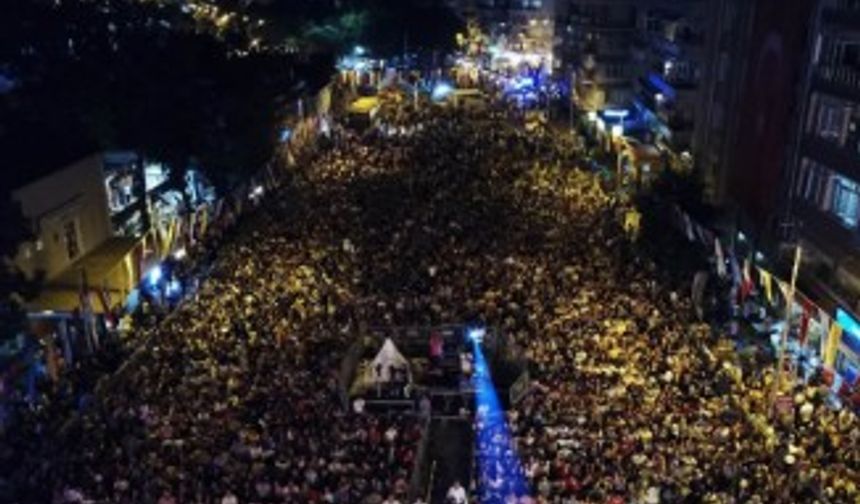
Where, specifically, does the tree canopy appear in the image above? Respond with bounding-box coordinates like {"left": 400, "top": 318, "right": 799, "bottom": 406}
{"left": 251, "top": 0, "right": 464, "bottom": 58}
{"left": 0, "top": 0, "right": 332, "bottom": 194}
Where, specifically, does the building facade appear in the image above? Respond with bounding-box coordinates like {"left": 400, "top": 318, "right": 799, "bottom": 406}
{"left": 632, "top": 1, "right": 708, "bottom": 155}
{"left": 556, "top": 0, "right": 639, "bottom": 110}
{"left": 787, "top": 0, "right": 860, "bottom": 308}
{"left": 11, "top": 152, "right": 205, "bottom": 316}
{"left": 13, "top": 154, "right": 116, "bottom": 283}
{"left": 694, "top": 0, "right": 757, "bottom": 206}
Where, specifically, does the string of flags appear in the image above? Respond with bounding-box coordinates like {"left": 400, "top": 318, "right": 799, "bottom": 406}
{"left": 670, "top": 205, "right": 848, "bottom": 371}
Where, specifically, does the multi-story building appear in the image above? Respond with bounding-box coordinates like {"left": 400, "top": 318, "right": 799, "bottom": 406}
{"left": 787, "top": 0, "right": 860, "bottom": 310}
{"left": 632, "top": 1, "right": 708, "bottom": 154}
{"left": 556, "top": 0, "right": 639, "bottom": 109}
{"left": 11, "top": 152, "right": 207, "bottom": 317}
{"left": 694, "top": 0, "right": 757, "bottom": 205}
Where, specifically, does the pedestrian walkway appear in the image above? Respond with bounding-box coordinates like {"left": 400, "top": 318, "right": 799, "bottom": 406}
{"left": 428, "top": 418, "right": 473, "bottom": 503}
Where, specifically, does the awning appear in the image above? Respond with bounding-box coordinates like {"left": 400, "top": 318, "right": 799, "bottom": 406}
{"left": 27, "top": 236, "right": 140, "bottom": 314}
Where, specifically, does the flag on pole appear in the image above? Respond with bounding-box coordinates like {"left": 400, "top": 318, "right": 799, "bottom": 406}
{"left": 198, "top": 205, "right": 210, "bottom": 239}
{"left": 188, "top": 209, "right": 198, "bottom": 246}
{"left": 758, "top": 268, "right": 773, "bottom": 304}
{"left": 798, "top": 297, "right": 815, "bottom": 347}
{"left": 729, "top": 252, "right": 742, "bottom": 287}
{"left": 740, "top": 258, "right": 754, "bottom": 301}
{"left": 714, "top": 238, "right": 727, "bottom": 278}
{"left": 683, "top": 213, "right": 695, "bottom": 242}
{"left": 819, "top": 312, "right": 832, "bottom": 361}
{"left": 824, "top": 322, "right": 843, "bottom": 368}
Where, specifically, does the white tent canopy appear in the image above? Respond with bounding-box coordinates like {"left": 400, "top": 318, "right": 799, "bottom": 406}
{"left": 368, "top": 338, "right": 411, "bottom": 384}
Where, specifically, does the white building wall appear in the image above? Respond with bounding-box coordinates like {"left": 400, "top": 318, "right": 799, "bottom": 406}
{"left": 12, "top": 154, "right": 112, "bottom": 281}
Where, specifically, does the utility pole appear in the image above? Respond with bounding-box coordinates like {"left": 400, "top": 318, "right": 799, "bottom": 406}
{"left": 771, "top": 243, "right": 802, "bottom": 419}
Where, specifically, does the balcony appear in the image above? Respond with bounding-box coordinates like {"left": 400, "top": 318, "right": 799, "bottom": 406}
{"left": 794, "top": 199, "right": 860, "bottom": 257}
{"left": 815, "top": 64, "right": 860, "bottom": 99}
{"left": 801, "top": 134, "right": 860, "bottom": 182}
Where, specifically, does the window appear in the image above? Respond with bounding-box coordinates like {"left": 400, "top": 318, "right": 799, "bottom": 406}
{"left": 816, "top": 99, "right": 850, "bottom": 143}
{"left": 831, "top": 175, "right": 860, "bottom": 228}
{"left": 797, "top": 158, "right": 831, "bottom": 207}
{"left": 63, "top": 220, "right": 80, "bottom": 260}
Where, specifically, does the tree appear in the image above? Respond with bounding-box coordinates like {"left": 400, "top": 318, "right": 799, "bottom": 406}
{"left": 254, "top": 0, "right": 464, "bottom": 59}
{"left": 1, "top": 0, "right": 329, "bottom": 198}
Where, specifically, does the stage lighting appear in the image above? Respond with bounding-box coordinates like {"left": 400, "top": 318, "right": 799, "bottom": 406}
{"left": 468, "top": 327, "right": 486, "bottom": 344}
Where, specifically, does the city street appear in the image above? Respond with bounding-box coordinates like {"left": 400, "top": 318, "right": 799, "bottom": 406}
{"left": 2, "top": 98, "right": 857, "bottom": 503}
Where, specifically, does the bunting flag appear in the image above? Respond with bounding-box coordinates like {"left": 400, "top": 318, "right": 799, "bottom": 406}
{"left": 187, "top": 209, "right": 198, "bottom": 246}
{"left": 683, "top": 213, "right": 695, "bottom": 242}
{"left": 162, "top": 216, "right": 177, "bottom": 258}
{"left": 740, "top": 258, "right": 754, "bottom": 302}
{"left": 729, "top": 252, "right": 742, "bottom": 287}
{"left": 174, "top": 214, "right": 185, "bottom": 246}
{"left": 758, "top": 268, "right": 773, "bottom": 304}
{"left": 819, "top": 312, "right": 832, "bottom": 361}
{"left": 798, "top": 297, "right": 815, "bottom": 347}
{"left": 198, "top": 205, "right": 210, "bottom": 239}
{"left": 824, "top": 322, "right": 843, "bottom": 369}
{"left": 714, "top": 238, "right": 727, "bottom": 278}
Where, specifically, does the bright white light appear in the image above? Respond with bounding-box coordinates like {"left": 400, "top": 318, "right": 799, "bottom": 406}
{"left": 587, "top": 111, "right": 597, "bottom": 122}
{"left": 354, "top": 45, "right": 366, "bottom": 56}
{"left": 250, "top": 185, "right": 264, "bottom": 198}
{"left": 432, "top": 82, "right": 454, "bottom": 101}
{"left": 596, "top": 118, "right": 606, "bottom": 132}
{"left": 148, "top": 266, "right": 163, "bottom": 286}
{"left": 655, "top": 92, "right": 664, "bottom": 103}
{"left": 611, "top": 124, "right": 624, "bottom": 137}
{"left": 664, "top": 60, "right": 674, "bottom": 73}
{"left": 468, "top": 328, "right": 486, "bottom": 344}
{"left": 173, "top": 247, "right": 187, "bottom": 260}
{"left": 738, "top": 232, "right": 746, "bottom": 242}
{"left": 604, "top": 109, "right": 629, "bottom": 119}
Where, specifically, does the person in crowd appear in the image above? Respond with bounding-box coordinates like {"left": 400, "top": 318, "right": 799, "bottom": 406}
{"left": 0, "top": 93, "right": 856, "bottom": 504}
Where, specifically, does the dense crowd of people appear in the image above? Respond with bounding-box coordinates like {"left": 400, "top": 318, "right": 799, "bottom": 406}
{"left": 1, "top": 96, "right": 858, "bottom": 504}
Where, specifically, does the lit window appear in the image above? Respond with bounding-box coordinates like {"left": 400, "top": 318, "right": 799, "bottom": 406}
{"left": 832, "top": 175, "right": 860, "bottom": 228}
{"left": 817, "top": 99, "right": 850, "bottom": 143}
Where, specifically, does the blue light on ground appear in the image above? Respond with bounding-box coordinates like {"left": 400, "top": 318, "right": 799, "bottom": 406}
{"left": 472, "top": 338, "right": 530, "bottom": 502}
